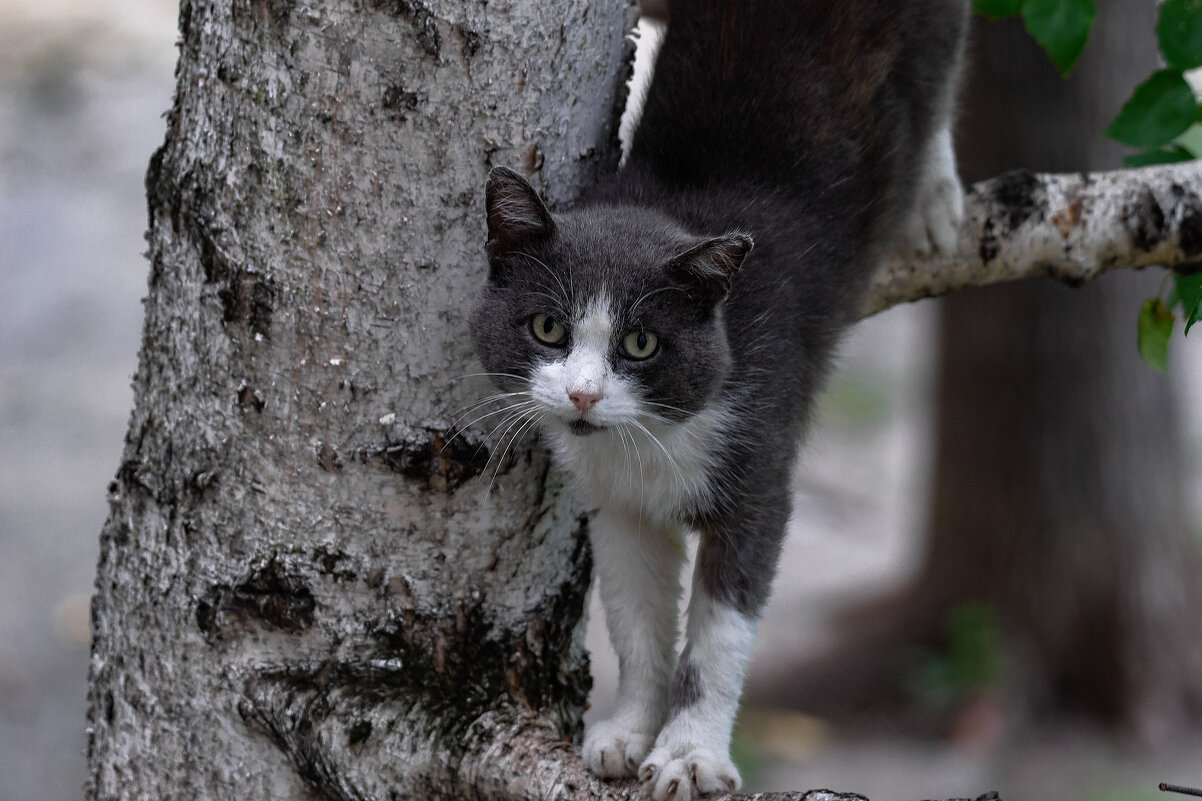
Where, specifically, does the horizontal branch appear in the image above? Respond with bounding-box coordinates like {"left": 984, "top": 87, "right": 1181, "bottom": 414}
{"left": 861, "top": 161, "right": 1202, "bottom": 318}
{"left": 462, "top": 720, "right": 1000, "bottom": 801}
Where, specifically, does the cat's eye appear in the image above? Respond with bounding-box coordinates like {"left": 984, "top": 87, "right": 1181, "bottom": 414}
{"left": 530, "top": 313, "right": 568, "bottom": 346}
{"left": 620, "top": 330, "right": 658, "bottom": 360}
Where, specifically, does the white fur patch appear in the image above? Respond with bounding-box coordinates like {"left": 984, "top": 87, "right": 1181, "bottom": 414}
{"left": 529, "top": 295, "right": 615, "bottom": 424}
{"left": 898, "top": 124, "right": 963, "bottom": 255}
{"left": 639, "top": 585, "right": 757, "bottom": 801}
{"left": 582, "top": 507, "right": 684, "bottom": 778}
{"left": 546, "top": 402, "right": 731, "bottom": 522}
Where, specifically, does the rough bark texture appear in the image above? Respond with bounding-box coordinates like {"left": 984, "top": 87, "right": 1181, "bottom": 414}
{"left": 87, "top": 0, "right": 632, "bottom": 798}
{"left": 862, "top": 161, "right": 1202, "bottom": 318}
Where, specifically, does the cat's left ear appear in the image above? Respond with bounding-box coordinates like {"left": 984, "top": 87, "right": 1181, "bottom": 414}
{"left": 485, "top": 166, "right": 556, "bottom": 262}
{"left": 667, "top": 232, "right": 753, "bottom": 304}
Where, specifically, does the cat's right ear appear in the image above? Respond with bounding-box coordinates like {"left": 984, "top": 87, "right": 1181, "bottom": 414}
{"left": 485, "top": 166, "right": 555, "bottom": 263}
{"left": 667, "top": 232, "right": 754, "bottom": 304}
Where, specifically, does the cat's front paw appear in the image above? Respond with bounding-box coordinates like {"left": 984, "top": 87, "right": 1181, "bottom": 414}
{"left": 638, "top": 745, "right": 740, "bottom": 801}
{"left": 583, "top": 719, "right": 656, "bottom": 779}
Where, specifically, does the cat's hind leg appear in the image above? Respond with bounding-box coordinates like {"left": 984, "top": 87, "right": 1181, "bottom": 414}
{"left": 583, "top": 507, "right": 684, "bottom": 778}
{"left": 898, "top": 124, "right": 963, "bottom": 255}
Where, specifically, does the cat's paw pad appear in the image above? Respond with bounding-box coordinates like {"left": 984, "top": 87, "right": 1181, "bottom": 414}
{"left": 901, "top": 173, "right": 963, "bottom": 255}
{"left": 582, "top": 720, "right": 655, "bottom": 779}
{"left": 638, "top": 746, "right": 740, "bottom": 801}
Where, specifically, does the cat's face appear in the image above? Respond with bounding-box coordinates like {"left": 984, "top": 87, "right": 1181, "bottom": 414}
{"left": 470, "top": 168, "right": 751, "bottom": 439}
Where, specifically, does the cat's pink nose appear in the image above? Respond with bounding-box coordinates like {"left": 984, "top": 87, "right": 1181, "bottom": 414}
{"left": 568, "top": 391, "right": 601, "bottom": 415}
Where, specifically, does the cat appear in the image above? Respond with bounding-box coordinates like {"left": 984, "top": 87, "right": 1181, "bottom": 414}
{"left": 470, "top": 1, "right": 967, "bottom": 799}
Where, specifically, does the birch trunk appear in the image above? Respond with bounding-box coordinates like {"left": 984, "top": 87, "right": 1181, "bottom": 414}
{"left": 87, "top": 0, "right": 633, "bottom": 798}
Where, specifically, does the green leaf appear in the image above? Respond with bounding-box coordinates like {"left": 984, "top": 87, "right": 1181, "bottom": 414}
{"left": 1138, "top": 297, "right": 1175, "bottom": 372}
{"left": 1173, "top": 272, "right": 1202, "bottom": 334}
{"left": 1158, "top": 0, "right": 1202, "bottom": 70}
{"left": 1021, "top": 0, "right": 1098, "bottom": 74}
{"left": 973, "top": 0, "right": 1023, "bottom": 20}
{"left": 1123, "top": 144, "right": 1197, "bottom": 167}
{"left": 1105, "top": 70, "right": 1199, "bottom": 148}
{"left": 1176, "top": 122, "right": 1202, "bottom": 156}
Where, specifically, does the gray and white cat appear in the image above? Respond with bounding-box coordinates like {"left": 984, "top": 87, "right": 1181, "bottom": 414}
{"left": 470, "top": 2, "right": 968, "bottom": 799}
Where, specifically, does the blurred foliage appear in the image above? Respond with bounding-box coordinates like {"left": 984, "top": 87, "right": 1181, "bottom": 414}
{"left": 1080, "top": 788, "right": 1166, "bottom": 801}
{"left": 729, "top": 719, "right": 765, "bottom": 789}
{"left": 911, "top": 602, "right": 1001, "bottom": 704}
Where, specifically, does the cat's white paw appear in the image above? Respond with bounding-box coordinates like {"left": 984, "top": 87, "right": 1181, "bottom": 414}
{"left": 901, "top": 171, "right": 963, "bottom": 254}
{"left": 898, "top": 126, "right": 963, "bottom": 255}
{"left": 638, "top": 745, "right": 740, "bottom": 801}
{"left": 583, "top": 719, "right": 656, "bottom": 779}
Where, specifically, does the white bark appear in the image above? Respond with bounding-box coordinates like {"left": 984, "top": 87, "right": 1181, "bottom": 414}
{"left": 863, "top": 161, "right": 1202, "bottom": 317}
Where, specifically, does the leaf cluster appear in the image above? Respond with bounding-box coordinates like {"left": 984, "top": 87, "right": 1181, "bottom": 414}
{"left": 973, "top": 0, "right": 1200, "bottom": 161}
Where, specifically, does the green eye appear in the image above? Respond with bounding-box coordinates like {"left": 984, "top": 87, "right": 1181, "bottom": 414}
{"left": 621, "top": 330, "right": 658, "bottom": 360}
{"left": 530, "top": 313, "right": 568, "bottom": 346}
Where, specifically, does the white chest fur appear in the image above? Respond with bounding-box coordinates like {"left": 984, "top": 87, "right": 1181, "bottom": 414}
{"left": 543, "top": 402, "right": 729, "bottom": 523}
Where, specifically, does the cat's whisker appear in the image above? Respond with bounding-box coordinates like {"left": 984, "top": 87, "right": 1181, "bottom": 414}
{"left": 525, "top": 289, "right": 572, "bottom": 319}
{"left": 465, "top": 401, "right": 541, "bottom": 464}
{"left": 613, "top": 424, "right": 642, "bottom": 502}
{"left": 444, "top": 371, "right": 528, "bottom": 386}
{"left": 444, "top": 390, "right": 534, "bottom": 428}
{"left": 478, "top": 407, "right": 534, "bottom": 483}
{"left": 629, "top": 285, "right": 687, "bottom": 316}
{"left": 640, "top": 399, "right": 696, "bottom": 419}
{"left": 487, "top": 409, "right": 544, "bottom": 494}
{"left": 444, "top": 398, "right": 537, "bottom": 448}
{"left": 628, "top": 419, "right": 687, "bottom": 488}
{"left": 459, "top": 401, "right": 536, "bottom": 464}
{"left": 636, "top": 410, "right": 681, "bottom": 427}
{"left": 482, "top": 402, "right": 540, "bottom": 446}
{"left": 517, "top": 251, "right": 571, "bottom": 305}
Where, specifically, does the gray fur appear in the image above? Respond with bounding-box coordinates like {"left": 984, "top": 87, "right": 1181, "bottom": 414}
{"left": 668, "top": 656, "right": 704, "bottom": 713}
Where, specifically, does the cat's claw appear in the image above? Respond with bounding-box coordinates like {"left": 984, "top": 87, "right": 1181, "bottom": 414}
{"left": 639, "top": 746, "right": 740, "bottom": 801}
{"left": 582, "top": 720, "right": 655, "bottom": 779}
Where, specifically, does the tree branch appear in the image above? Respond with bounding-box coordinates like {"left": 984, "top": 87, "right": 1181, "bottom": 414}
{"left": 460, "top": 721, "right": 999, "bottom": 801}
{"left": 861, "top": 161, "right": 1202, "bottom": 318}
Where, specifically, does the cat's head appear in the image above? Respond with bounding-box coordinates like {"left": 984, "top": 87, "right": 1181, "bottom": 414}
{"left": 469, "top": 167, "right": 752, "bottom": 438}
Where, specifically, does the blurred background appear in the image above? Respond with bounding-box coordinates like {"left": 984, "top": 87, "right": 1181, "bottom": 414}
{"left": 2, "top": 2, "right": 1200, "bottom": 800}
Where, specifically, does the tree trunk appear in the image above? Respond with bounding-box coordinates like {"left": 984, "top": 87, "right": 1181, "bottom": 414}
{"left": 86, "top": 0, "right": 634, "bottom": 797}
{"left": 926, "top": 6, "right": 1202, "bottom": 733}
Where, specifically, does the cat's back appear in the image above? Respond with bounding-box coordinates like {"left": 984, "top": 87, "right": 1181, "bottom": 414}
{"left": 627, "top": 0, "right": 966, "bottom": 210}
